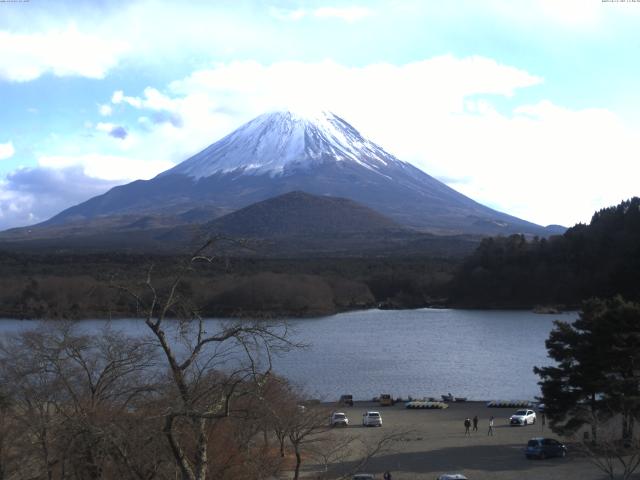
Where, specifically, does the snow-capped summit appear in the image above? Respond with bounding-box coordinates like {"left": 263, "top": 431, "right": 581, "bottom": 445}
{"left": 162, "top": 110, "right": 402, "bottom": 178}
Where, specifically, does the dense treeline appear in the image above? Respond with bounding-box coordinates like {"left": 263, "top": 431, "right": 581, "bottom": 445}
{"left": 0, "top": 252, "right": 457, "bottom": 319}
{"left": 3, "top": 198, "right": 640, "bottom": 317}
{"left": 449, "top": 197, "right": 640, "bottom": 308}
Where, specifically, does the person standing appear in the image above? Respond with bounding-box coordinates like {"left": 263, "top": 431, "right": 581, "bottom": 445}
{"left": 383, "top": 471, "right": 392, "bottom": 480}
{"left": 488, "top": 416, "right": 494, "bottom": 436}
{"left": 472, "top": 415, "right": 478, "bottom": 432}
{"left": 464, "top": 417, "right": 471, "bottom": 435}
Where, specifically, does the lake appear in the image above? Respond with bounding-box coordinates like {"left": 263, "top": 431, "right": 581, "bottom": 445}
{"left": 0, "top": 308, "right": 577, "bottom": 401}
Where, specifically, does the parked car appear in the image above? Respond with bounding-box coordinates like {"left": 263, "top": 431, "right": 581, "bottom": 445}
{"left": 352, "top": 474, "right": 375, "bottom": 480}
{"left": 436, "top": 474, "right": 468, "bottom": 480}
{"left": 330, "top": 412, "right": 349, "bottom": 427}
{"left": 525, "top": 437, "right": 567, "bottom": 459}
{"left": 339, "top": 394, "right": 354, "bottom": 407}
{"left": 362, "top": 411, "right": 383, "bottom": 427}
{"left": 509, "top": 409, "right": 536, "bottom": 426}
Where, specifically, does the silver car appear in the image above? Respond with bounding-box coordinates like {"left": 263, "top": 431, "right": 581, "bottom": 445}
{"left": 509, "top": 409, "right": 536, "bottom": 426}
{"left": 362, "top": 411, "right": 382, "bottom": 427}
{"left": 330, "top": 412, "right": 349, "bottom": 427}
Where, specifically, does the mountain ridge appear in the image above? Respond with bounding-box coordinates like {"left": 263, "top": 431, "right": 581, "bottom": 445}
{"left": 5, "top": 109, "right": 564, "bottom": 241}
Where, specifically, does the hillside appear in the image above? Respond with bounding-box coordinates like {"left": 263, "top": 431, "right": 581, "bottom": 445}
{"left": 0, "top": 192, "right": 481, "bottom": 258}
{"left": 205, "top": 191, "right": 402, "bottom": 237}
{"left": 449, "top": 197, "right": 640, "bottom": 308}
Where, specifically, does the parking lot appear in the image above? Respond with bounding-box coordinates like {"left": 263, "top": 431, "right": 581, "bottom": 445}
{"left": 311, "top": 401, "right": 606, "bottom": 480}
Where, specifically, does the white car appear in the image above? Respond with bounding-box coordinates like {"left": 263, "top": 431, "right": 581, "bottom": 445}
{"left": 330, "top": 412, "right": 349, "bottom": 427}
{"left": 362, "top": 411, "right": 382, "bottom": 427}
{"left": 510, "top": 409, "right": 536, "bottom": 426}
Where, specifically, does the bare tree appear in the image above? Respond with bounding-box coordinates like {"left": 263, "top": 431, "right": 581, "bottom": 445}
{"left": 0, "top": 323, "right": 162, "bottom": 480}
{"left": 306, "top": 433, "right": 359, "bottom": 478}
{"left": 0, "top": 326, "right": 69, "bottom": 479}
{"left": 114, "top": 239, "right": 298, "bottom": 480}
{"left": 258, "top": 375, "right": 300, "bottom": 459}
{"left": 284, "top": 404, "right": 332, "bottom": 480}
{"left": 339, "top": 429, "right": 408, "bottom": 479}
{"left": 574, "top": 418, "right": 640, "bottom": 480}
{"left": 303, "top": 425, "right": 410, "bottom": 480}
{"left": 0, "top": 389, "right": 17, "bottom": 480}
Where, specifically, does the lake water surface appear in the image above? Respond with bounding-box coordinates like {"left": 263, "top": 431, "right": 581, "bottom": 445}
{"left": 0, "top": 308, "right": 577, "bottom": 401}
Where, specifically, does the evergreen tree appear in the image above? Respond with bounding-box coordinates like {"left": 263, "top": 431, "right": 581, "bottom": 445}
{"left": 535, "top": 297, "right": 640, "bottom": 443}
{"left": 450, "top": 197, "right": 640, "bottom": 307}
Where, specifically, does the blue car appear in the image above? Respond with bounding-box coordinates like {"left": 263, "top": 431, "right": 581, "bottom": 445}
{"left": 525, "top": 437, "right": 567, "bottom": 459}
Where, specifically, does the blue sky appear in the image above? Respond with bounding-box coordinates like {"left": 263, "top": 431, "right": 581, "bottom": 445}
{"left": 1, "top": 0, "right": 639, "bottom": 230}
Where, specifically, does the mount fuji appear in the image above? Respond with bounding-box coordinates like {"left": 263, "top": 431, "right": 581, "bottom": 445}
{"left": 19, "top": 110, "right": 560, "bottom": 240}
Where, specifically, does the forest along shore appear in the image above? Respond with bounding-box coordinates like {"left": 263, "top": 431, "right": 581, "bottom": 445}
{"left": 317, "top": 400, "right": 599, "bottom": 480}
{"left": 0, "top": 253, "right": 457, "bottom": 319}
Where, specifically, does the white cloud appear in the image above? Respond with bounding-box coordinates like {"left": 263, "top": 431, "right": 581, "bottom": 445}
{"left": 3, "top": 0, "right": 636, "bottom": 86}
{"left": 419, "top": 99, "right": 640, "bottom": 227}
{"left": 0, "top": 2, "right": 286, "bottom": 83}
{"left": 0, "top": 25, "right": 128, "bottom": 82}
{"left": 0, "top": 186, "right": 39, "bottom": 229}
{"left": 112, "top": 90, "right": 142, "bottom": 108}
{"left": 169, "top": 56, "right": 541, "bottom": 113}
{"left": 112, "top": 90, "right": 124, "bottom": 104}
{"left": 0, "top": 141, "right": 15, "bottom": 160}
{"left": 99, "top": 104, "right": 112, "bottom": 116}
{"left": 160, "top": 57, "right": 542, "bottom": 163}
{"left": 0, "top": 166, "right": 120, "bottom": 230}
{"left": 38, "top": 154, "right": 173, "bottom": 182}
{"left": 95, "top": 122, "right": 116, "bottom": 133}
{"left": 140, "top": 87, "right": 176, "bottom": 111}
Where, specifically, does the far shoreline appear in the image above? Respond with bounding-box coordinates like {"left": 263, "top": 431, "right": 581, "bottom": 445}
{"left": 0, "top": 304, "right": 579, "bottom": 322}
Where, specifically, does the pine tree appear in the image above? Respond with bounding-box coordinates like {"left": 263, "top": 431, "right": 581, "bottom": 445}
{"left": 535, "top": 297, "right": 640, "bottom": 443}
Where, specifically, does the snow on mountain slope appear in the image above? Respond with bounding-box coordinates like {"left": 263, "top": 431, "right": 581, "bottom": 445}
{"left": 32, "top": 109, "right": 558, "bottom": 237}
{"left": 162, "top": 110, "right": 402, "bottom": 178}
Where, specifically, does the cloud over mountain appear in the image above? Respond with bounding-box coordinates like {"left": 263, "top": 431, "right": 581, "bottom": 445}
{"left": 0, "top": 166, "right": 119, "bottom": 230}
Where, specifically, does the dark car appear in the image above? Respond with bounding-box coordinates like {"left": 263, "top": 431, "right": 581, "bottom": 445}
{"left": 525, "top": 437, "right": 567, "bottom": 459}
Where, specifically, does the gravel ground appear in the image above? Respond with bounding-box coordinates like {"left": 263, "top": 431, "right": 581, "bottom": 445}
{"left": 305, "top": 400, "right": 609, "bottom": 480}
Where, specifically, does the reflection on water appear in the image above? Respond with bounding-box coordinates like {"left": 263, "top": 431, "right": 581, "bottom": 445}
{"left": 0, "top": 308, "right": 577, "bottom": 401}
